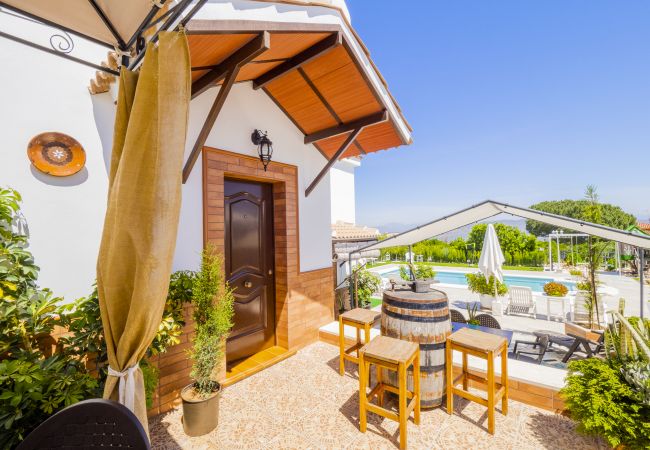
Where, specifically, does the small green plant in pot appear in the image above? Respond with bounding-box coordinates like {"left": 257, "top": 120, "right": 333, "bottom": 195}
{"left": 465, "top": 272, "right": 507, "bottom": 310}
{"left": 466, "top": 303, "right": 480, "bottom": 326}
{"left": 543, "top": 282, "right": 568, "bottom": 297}
{"left": 181, "top": 247, "right": 235, "bottom": 437}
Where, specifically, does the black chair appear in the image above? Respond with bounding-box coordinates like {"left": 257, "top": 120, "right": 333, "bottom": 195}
{"left": 561, "top": 331, "right": 605, "bottom": 363}
{"left": 475, "top": 314, "right": 501, "bottom": 329}
{"left": 17, "top": 399, "right": 150, "bottom": 450}
{"left": 450, "top": 309, "right": 467, "bottom": 323}
{"left": 513, "top": 335, "right": 551, "bottom": 364}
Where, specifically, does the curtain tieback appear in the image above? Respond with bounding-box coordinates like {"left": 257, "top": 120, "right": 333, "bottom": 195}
{"left": 108, "top": 363, "right": 139, "bottom": 413}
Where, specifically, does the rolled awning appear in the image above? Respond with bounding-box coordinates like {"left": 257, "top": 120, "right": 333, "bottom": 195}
{"left": 360, "top": 200, "right": 650, "bottom": 252}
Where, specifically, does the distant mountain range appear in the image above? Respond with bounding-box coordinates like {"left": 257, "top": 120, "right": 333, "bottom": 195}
{"left": 374, "top": 219, "right": 527, "bottom": 241}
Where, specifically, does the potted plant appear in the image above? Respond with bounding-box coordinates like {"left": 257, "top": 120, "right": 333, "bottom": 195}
{"left": 400, "top": 263, "right": 436, "bottom": 292}
{"left": 465, "top": 272, "right": 507, "bottom": 309}
{"left": 543, "top": 281, "right": 568, "bottom": 298}
{"left": 466, "top": 303, "right": 480, "bottom": 326}
{"left": 181, "top": 247, "right": 235, "bottom": 437}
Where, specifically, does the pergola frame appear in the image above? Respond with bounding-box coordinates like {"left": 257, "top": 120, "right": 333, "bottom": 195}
{"left": 0, "top": 0, "right": 207, "bottom": 75}
{"left": 357, "top": 200, "right": 650, "bottom": 318}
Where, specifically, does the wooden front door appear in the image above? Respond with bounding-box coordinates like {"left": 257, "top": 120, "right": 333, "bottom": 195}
{"left": 224, "top": 179, "right": 275, "bottom": 362}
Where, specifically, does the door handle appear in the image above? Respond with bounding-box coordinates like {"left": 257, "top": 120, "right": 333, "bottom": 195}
{"left": 244, "top": 281, "right": 252, "bottom": 288}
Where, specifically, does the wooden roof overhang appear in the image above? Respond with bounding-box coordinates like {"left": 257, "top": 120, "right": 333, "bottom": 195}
{"left": 182, "top": 19, "right": 412, "bottom": 195}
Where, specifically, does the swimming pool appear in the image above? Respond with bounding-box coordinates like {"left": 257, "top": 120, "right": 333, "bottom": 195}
{"left": 378, "top": 269, "right": 575, "bottom": 292}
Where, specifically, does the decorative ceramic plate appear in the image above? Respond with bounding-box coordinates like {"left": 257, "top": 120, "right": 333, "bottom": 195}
{"left": 27, "top": 132, "right": 86, "bottom": 177}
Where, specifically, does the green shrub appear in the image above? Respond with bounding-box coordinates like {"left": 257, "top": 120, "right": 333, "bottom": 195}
{"left": 465, "top": 273, "right": 507, "bottom": 296}
{"left": 561, "top": 358, "right": 650, "bottom": 449}
{"left": 189, "top": 247, "right": 235, "bottom": 398}
{"left": 0, "top": 356, "right": 98, "bottom": 448}
{"left": 0, "top": 187, "right": 98, "bottom": 447}
{"left": 570, "top": 269, "right": 583, "bottom": 277}
{"left": 543, "top": 282, "right": 568, "bottom": 297}
{"left": 350, "top": 269, "right": 381, "bottom": 308}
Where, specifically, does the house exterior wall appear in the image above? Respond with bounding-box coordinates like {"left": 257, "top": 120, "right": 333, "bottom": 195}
{"left": 0, "top": 50, "right": 333, "bottom": 303}
{"left": 330, "top": 158, "right": 359, "bottom": 224}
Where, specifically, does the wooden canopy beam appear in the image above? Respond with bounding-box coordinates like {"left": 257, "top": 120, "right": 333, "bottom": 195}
{"left": 304, "top": 110, "right": 387, "bottom": 145}
{"left": 305, "top": 128, "right": 361, "bottom": 197}
{"left": 252, "top": 32, "right": 342, "bottom": 90}
{"left": 182, "top": 67, "right": 240, "bottom": 183}
{"left": 191, "top": 31, "right": 270, "bottom": 99}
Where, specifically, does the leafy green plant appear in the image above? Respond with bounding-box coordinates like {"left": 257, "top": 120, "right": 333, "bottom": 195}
{"left": 466, "top": 303, "right": 480, "bottom": 325}
{"left": 189, "top": 246, "right": 235, "bottom": 398}
{"left": 0, "top": 187, "right": 97, "bottom": 448}
{"left": 0, "top": 356, "right": 98, "bottom": 448}
{"left": 465, "top": 273, "right": 507, "bottom": 296}
{"left": 141, "top": 359, "right": 160, "bottom": 409}
{"left": 399, "top": 263, "right": 435, "bottom": 281}
{"left": 561, "top": 358, "right": 650, "bottom": 449}
{"left": 569, "top": 269, "right": 583, "bottom": 277}
{"left": 349, "top": 268, "right": 381, "bottom": 308}
{"left": 543, "top": 282, "right": 568, "bottom": 297}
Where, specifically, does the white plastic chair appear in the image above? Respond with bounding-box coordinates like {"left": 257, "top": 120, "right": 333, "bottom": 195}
{"left": 572, "top": 291, "right": 607, "bottom": 326}
{"left": 506, "top": 286, "right": 536, "bottom": 318}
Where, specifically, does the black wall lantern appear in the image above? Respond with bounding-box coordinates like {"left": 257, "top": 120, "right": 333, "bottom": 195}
{"left": 251, "top": 129, "right": 273, "bottom": 171}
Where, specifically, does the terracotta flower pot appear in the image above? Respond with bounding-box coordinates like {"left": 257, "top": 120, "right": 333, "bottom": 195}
{"left": 181, "top": 383, "right": 222, "bottom": 437}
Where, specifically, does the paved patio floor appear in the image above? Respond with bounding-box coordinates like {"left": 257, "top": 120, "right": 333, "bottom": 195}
{"left": 150, "top": 342, "right": 604, "bottom": 449}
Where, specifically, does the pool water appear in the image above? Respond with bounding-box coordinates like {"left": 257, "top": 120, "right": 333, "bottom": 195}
{"left": 379, "top": 269, "right": 575, "bottom": 292}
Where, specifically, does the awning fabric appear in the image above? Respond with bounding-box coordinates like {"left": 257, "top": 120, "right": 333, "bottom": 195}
{"left": 1, "top": 0, "right": 156, "bottom": 47}
{"left": 361, "top": 200, "right": 650, "bottom": 251}
{"left": 96, "top": 31, "right": 190, "bottom": 434}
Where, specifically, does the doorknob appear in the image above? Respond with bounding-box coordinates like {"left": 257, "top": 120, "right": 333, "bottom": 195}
{"left": 244, "top": 281, "right": 252, "bottom": 288}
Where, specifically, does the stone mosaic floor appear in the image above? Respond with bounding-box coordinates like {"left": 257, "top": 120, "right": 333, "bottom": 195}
{"left": 149, "top": 341, "right": 605, "bottom": 449}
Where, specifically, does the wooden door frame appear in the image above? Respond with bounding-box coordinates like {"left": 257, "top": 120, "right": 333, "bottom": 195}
{"left": 202, "top": 147, "right": 298, "bottom": 349}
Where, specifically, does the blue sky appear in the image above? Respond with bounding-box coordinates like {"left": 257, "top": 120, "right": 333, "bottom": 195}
{"left": 347, "top": 1, "right": 650, "bottom": 231}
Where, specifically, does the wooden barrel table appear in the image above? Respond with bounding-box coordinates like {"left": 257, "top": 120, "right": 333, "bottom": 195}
{"left": 381, "top": 287, "right": 451, "bottom": 408}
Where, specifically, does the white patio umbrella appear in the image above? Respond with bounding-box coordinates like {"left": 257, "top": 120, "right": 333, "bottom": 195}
{"left": 478, "top": 224, "right": 506, "bottom": 297}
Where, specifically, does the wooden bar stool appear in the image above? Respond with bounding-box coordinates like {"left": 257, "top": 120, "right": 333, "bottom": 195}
{"left": 445, "top": 327, "right": 508, "bottom": 435}
{"left": 359, "top": 336, "right": 420, "bottom": 450}
{"left": 338, "top": 308, "right": 380, "bottom": 375}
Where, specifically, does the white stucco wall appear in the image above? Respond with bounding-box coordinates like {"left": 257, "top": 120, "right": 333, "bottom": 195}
{"left": 0, "top": 13, "right": 113, "bottom": 301}
{"left": 330, "top": 158, "right": 359, "bottom": 224}
{"left": 0, "top": 9, "right": 335, "bottom": 302}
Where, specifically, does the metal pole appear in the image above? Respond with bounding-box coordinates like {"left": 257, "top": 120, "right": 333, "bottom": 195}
{"left": 548, "top": 236, "right": 553, "bottom": 271}
{"left": 347, "top": 257, "right": 354, "bottom": 309}
{"left": 556, "top": 235, "right": 561, "bottom": 270}
{"left": 640, "top": 248, "right": 645, "bottom": 319}
{"left": 408, "top": 245, "right": 413, "bottom": 264}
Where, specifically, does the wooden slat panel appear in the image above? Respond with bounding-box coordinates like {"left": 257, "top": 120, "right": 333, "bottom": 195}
{"left": 191, "top": 69, "right": 209, "bottom": 82}
{"left": 300, "top": 45, "right": 349, "bottom": 80}
{"left": 355, "top": 121, "right": 403, "bottom": 153}
{"left": 265, "top": 71, "right": 338, "bottom": 134}
{"left": 302, "top": 45, "right": 382, "bottom": 123}
{"left": 188, "top": 33, "right": 257, "bottom": 68}
{"left": 316, "top": 132, "right": 352, "bottom": 159}
{"left": 253, "top": 32, "right": 332, "bottom": 62}
{"left": 236, "top": 61, "right": 284, "bottom": 82}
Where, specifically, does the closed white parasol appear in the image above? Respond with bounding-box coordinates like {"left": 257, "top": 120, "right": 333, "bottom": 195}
{"left": 478, "top": 224, "right": 505, "bottom": 296}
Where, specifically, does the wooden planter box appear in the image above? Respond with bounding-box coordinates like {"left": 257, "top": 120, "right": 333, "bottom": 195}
{"left": 564, "top": 321, "right": 602, "bottom": 342}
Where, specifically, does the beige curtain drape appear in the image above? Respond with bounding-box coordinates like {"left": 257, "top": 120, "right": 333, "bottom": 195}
{"left": 97, "top": 31, "right": 190, "bottom": 434}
